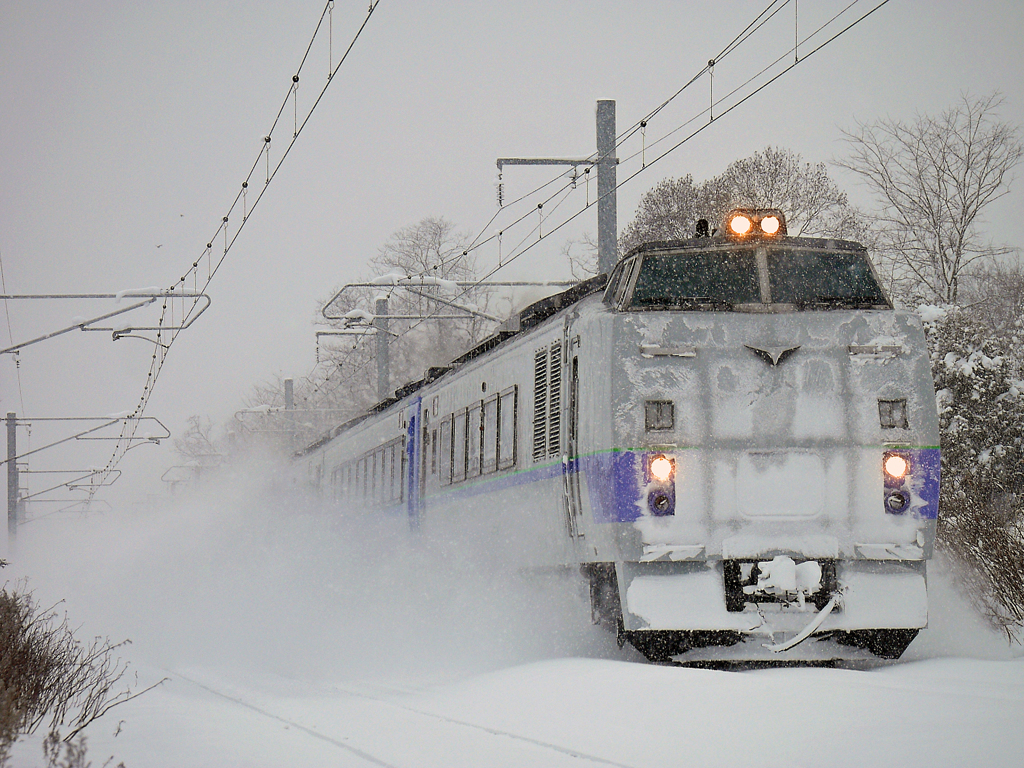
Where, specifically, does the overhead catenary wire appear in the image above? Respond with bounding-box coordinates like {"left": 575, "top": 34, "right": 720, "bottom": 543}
{"left": 87, "top": 1, "right": 383, "bottom": 501}
{"left": 426, "top": 0, "right": 829, "bottom": 281}
{"left": 71, "top": 0, "right": 886, "bottom": 501}
{"left": 312, "top": 0, "right": 893, "bottom": 400}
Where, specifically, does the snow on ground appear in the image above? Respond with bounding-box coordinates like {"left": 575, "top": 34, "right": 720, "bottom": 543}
{"left": 5, "top": 459, "right": 1023, "bottom": 766}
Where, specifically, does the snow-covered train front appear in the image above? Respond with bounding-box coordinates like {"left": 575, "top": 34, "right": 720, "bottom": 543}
{"left": 301, "top": 209, "right": 940, "bottom": 663}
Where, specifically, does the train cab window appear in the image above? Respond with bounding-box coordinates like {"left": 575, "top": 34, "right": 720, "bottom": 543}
{"left": 467, "top": 404, "right": 482, "bottom": 478}
{"left": 439, "top": 417, "right": 452, "bottom": 485}
{"left": 767, "top": 248, "right": 889, "bottom": 308}
{"left": 452, "top": 410, "right": 468, "bottom": 483}
{"left": 482, "top": 396, "right": 498, "bottom": 474}
{"left": 628, "top": 249, "right": 759, "bottom": 309}
{"left": 498, "top": 386, "right": 518, "bottom": 470}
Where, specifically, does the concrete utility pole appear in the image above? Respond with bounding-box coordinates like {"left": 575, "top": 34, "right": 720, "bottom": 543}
{"left": 374, "top": 296, "right": 390, "bottom": 401}
{"left": 497, "top": 98, "right": 619, "bottom": 275}
{"left": 6, "top": 413, "right": 18, "bottom": 556}
{"left": 595, "top": 99, "right": 618, "bottom": 276}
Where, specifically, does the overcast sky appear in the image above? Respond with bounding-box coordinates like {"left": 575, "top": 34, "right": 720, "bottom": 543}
{"left": 2, "top": 0, "right": 1023, "bottom": 507}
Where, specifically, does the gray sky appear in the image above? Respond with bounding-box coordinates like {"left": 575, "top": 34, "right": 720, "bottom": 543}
{"left": 3, "top": 0, "right": 1023, "bottom": 506}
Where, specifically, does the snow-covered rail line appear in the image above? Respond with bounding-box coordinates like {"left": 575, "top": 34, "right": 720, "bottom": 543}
{"left": 175, "top": 672, "right": 638, "bottom": 767}
{"left": 174, "top": 672, "right": 398, "bottom": 767}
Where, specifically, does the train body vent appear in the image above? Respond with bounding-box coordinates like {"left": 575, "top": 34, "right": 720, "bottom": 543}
{"left": 532, "top": 341, "right": 563, "bottom": 462}
{"left": 548, "top": 341, "right": 562, "bottom": 456}
{"left": 532, "top": 347, "right": 549, "bottom": 461}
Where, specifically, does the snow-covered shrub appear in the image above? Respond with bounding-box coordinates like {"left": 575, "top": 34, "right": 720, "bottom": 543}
{"left": 922, "top": 305, "right": 1024, "bottom": 636}
{"left": 0, "top": 570, "right": 137, "bottom": 766}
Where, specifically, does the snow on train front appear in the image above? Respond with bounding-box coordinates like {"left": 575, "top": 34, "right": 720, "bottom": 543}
{"left": 576, "top": 210, "right": 940, "bottom": 662}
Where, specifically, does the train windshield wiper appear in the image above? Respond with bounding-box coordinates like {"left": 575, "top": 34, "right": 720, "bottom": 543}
{"left": 673, "top": 296, "right": 735, "bottom": 310}
{"left": 795, "top": 295, "right": 885, "bottom": 309}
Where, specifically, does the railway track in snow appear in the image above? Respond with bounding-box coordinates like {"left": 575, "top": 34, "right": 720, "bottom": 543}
{"left": 174, "top": 672, "right": 638, "bottom": 768}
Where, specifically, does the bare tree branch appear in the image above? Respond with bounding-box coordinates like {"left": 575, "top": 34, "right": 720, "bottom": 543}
{"left": 839, "top": 93, "right": 1023, "bottom": 304}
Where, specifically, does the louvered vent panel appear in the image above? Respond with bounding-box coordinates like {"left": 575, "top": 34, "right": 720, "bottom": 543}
{"left": 547, "top": 341, "right": 562, "bottom": 456}
{"left": 532, "top": 347, "right": 549, "bottom": 461}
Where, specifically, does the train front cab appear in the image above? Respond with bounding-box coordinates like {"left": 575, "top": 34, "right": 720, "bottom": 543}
{"left": 577, "top": 210, "right": 940, "bottom": 663}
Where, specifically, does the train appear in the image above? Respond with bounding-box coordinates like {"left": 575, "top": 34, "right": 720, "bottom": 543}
{"left": 298, "top": 208, "right": 940, "bottom": 663}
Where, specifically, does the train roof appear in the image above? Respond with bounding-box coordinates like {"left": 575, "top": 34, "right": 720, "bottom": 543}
{"left": 295, "top": 272, "right": 609, "bottom": 455}
{"left": 297, "top": 234, "right": 877, "bottom": 456}
{"left": 622, "top": 234, "right": 868, "bottom": 259}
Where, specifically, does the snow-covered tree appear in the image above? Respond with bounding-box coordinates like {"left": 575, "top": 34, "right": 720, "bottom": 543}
{"left": 923, "top": 305, "right": 1024, "bottom": 634}
{"left": 620, "top": 147, "right": 860, "bottom": 255}
{"left": 959, "top": 256, "right": 1024, "bottom": 342}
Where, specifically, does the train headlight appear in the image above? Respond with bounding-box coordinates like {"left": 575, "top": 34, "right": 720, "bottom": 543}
{"left": 883, "top": 452, "right": 910, "bottom": 481}
{"left": 649, "top": 455, "right": 674, "bottom": 482}
{"left": 729, "top": 214, "right": 752, "bottom": 235}
{"left": 723, "top": 208, "right": 788, "bottom": 238}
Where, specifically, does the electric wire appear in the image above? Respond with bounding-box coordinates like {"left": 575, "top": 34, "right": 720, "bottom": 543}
{"left": 312, "top": 0, "right": 892, "bottom": 400}
{"left": 87, "top": 1, "right": 382, "bottom": 501}
{"left": 430, "top": 0, "right": 807, "bottom": 275}
{"left": 80, "top": 0, "right": 884, "bottom": 494}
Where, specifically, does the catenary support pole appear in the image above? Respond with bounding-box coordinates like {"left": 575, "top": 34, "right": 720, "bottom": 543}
{"left": 6, "top": 413, "right": 17, "bottom": 556}
{"left": 497, "top": 100, "right": 618, "bottom": 275}
{"left": 374, "top": 296, "right": 390, "bottom": 401}
{"left": 596, "top": 99, "right": 618, "bottom": 276}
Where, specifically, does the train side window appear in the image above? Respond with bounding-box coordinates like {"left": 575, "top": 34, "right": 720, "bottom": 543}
{"left": 382, "top": 444, "right": 392, "bottom": 501}
{"left": 331, "top": 466, "right": 342, "bottom": 503}
{"left": 395, "top": 441, "right": 403, "bottom": 501}
{"left": 498, "top": 386, "right": 518, "bottom": 470}
{"left": 467, "top": 403, "right": 482, "bottom": 478}
{"left": 395, "top": 442, "right": 403, "bottom": 500}
{"left": 603, "top": 261, "right": 626, "bottom": 305}
{"left": 452, "top": 409, "right": 468, "bottom": 483}
{"left": 372, "top": 450, "right": 381, "bottom": 502}
{"left": 617, "top": 258, "right": 640, "bottom": 305}
{"left": 482, "top": 396, "right": 498, "bottom": 474}
{"left": 431, "top": 428, "right": 438, "bottom": 474}
{"left": 396, "top": 441, "right": 403, "bottom": 500}
{"left": 439, "top": 417, "right": 452, "bottom": 485}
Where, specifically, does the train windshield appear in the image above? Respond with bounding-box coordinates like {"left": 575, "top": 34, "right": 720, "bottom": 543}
{"left": 767, "top": 248, "right": 888, "bottom": 308}
{"left": 629, "top": 249, "right": 760, "bottom": 309}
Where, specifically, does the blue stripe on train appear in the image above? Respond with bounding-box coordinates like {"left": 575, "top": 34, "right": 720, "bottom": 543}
{"left": 908, "top": 447, "right": 940, "bottom": 520}
{"left": 418, "top": 447, "right": 941, "bottom": 523}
